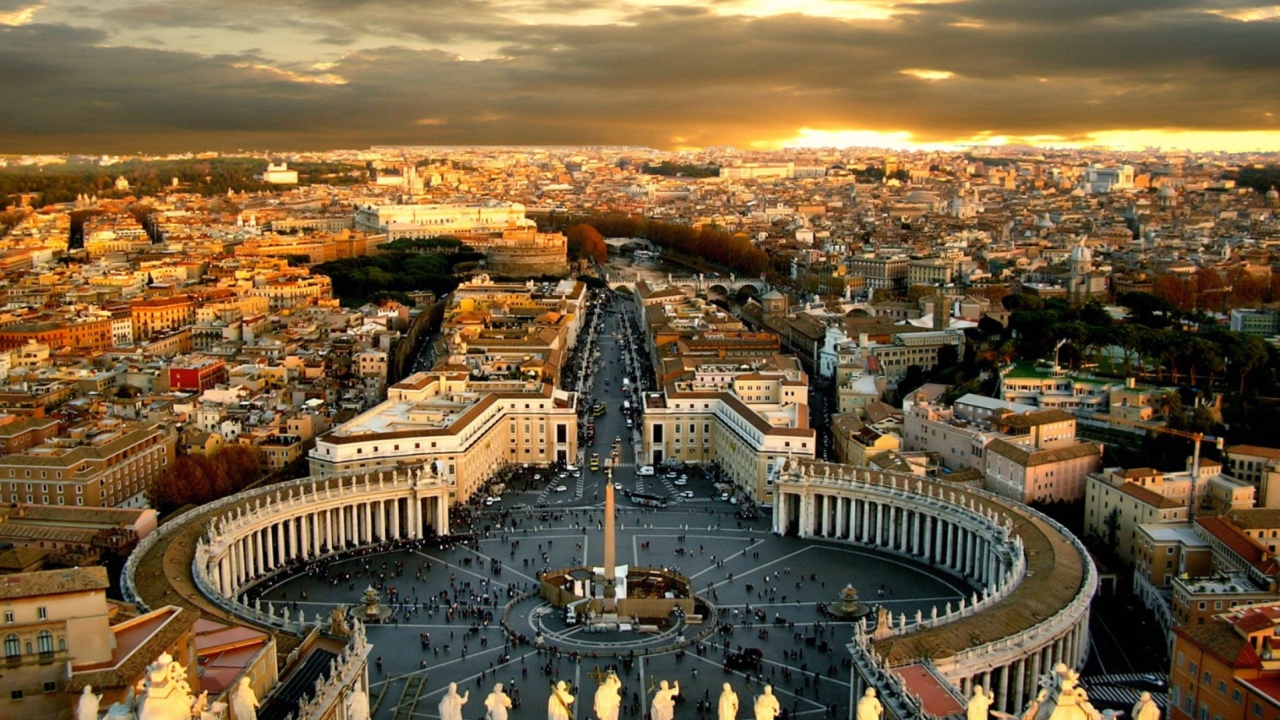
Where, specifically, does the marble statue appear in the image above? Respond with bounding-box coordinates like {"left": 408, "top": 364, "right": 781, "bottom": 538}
{"left": 653, "top": 680, "right": 680, "bottom": 720}
{"left": 719, "top": 683, "right": 740, "bottom": 720}
{"left": 856, "top": 689, "right": 883, "bottom": 720}
{"left": 104, "top": 687, "right": 135, "bottom": 720}
{"left": 346, "top": 687, "right": 371, "bottom": 720}
{"left": 1132, "top": 692, "right": 1159, "bottom": 720}
{"left": 440, "top": 682, "right": 470, "bottom": 720}
{"left": 753, "top": 685, "right": 780, "bottom": 720}
{"left": 594, "top": 672, "right": 622, "bottom": 720}
{"left": 486, "top": 683, "right": 513, "bottom": 720}
{"left": 329, "top": 606, "right": 351, "bottom": 637}
{"left": 136, "top": 652, "right": 197, "bottom": 720}
{"left": 229, "top": 677, "right": 260, "bottom": 720}
{"left": 548, "top": 680, "right": 575, "bottom": 720}
{"left": 78, "top": 685, "right": 103, "bottom": 720}
{"left": 969, "top": 686, "right": 993, "bottom": 720}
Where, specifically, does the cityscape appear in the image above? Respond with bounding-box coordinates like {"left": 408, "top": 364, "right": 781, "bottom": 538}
{"left": 4, "top": 3, "right": 1280, "bottom": 720}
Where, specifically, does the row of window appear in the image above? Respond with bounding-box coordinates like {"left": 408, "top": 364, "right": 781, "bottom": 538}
{"left": 3, "top": 629, "right": 61, "bottom": 657}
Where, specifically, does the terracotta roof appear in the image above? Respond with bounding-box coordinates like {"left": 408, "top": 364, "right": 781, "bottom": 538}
{"left": 1226, "top": 509, "right": 1280, "bottom": 530}
{"left": 1227, "top": 445, "right": 1280, "bottom": 460}
{"left": 1117, "top": 482, "right": 1184, "bottom": 510}
{"left": 993, "top": 408, "right": 1075, "bottom": 428}
{"left": 986, "top": 438, "right": 1100, "bottom": 467}
{"left": 1197, "top": 515, "right": 1280, "bottom": 576}
{"left": 0, "top": 566, "right": 109, "bottom": 600}
{"left": 1175, "top": 620, "right": 1255, "bottom": 668}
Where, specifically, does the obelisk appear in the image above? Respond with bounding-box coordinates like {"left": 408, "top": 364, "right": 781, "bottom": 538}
{"left": 603, "top": 478, "right": 617, "bottom": 612}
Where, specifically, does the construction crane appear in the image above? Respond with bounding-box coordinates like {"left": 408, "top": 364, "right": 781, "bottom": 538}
{"left": 1103, "top": 415, "right": 1224, "bottom": 519}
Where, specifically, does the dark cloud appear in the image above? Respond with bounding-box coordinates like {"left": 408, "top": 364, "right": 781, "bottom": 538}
{"left": 2, "top": 0, "right": 1280, "bottom": 152}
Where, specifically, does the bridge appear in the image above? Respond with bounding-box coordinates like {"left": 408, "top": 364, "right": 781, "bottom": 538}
{"left": 604, "top": 271, "right": 770, "bottom": 298}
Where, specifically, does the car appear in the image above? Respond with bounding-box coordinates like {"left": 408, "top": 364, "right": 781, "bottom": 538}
{"left": 613, "top": 483, "right": 622, "bottom": 490}
{"left": 665, "top": 472, "right": 678, "bottom": 480}
{"left": 565, "top": 464, "right": 578, "bottom": 471}
{"left": 484, "top": 497, "right": 495, "bottom": 506}
{"left": 679, "top": 474, "right": 688, "bottom": 481}
{"left": 720, "top": 493, "right": 730, "bottom": 501}
{"left": 533, "top": 473, "right": 542, "bottom": 481}
{"left": 730, "top": 497, "right": 739, "bottom": 505}
{"left": 681, "top": 490, "right": 694, "bottom": 498}
{"left": 554, "top": 485, "right": 568, "bottom": 492}
{"left": 638, "top": 465, "right": 655, "bottom": 476}
{"left": 673, "top": 478, "right": 687, "bottom": 486}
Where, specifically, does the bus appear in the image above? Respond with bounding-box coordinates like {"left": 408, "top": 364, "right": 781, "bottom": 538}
{"left": 627, "top": 491, "right": 668, "bottom": 508}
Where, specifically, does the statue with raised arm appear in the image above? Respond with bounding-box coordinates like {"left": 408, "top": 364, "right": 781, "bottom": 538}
{"left": 486, "top": 683, "right": 513, "bottom": 720}
{"left": 653, "top": 681, "right": 680, "bottom": 720}
{"left": 754, "top": 685, "right": 780, "bottom": 720}
{"left": 440, "top": 683, "right": 470, "bottom": 720}
{"left": 856, "top": 689, "right": 883, "bottom": 720}
{"left": 1132, "top": 692, "right": 1159, "bottom": 720}
{"left": 969, "top": 686, "right": 993, "bottom": 720}
{"left": 719, "top": 683, "right": 740, "bottom": 720}
{"left": 549, "top": 681, "right": 575, "bottom": 720}
{"left": 78, "top": 685, "right": 103, "bottom": 720}
{"left": 594, "top": 672, "right": 622, "bottom": 720}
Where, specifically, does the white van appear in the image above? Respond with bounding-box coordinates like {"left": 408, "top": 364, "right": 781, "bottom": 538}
{"left": 638, "top": 465, "right": 656, "bottom": 476}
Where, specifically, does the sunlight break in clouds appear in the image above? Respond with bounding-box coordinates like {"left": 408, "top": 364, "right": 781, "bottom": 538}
{"left": 1207, "top": 5, "right": 1280, "bottom": 21}
{"left": 232, "top": 64, "right": 348, "bottom": 86}
{"left": 778, "top": 127, "right": 1280, "bottom": 153}
{"left": 0, "top": 3, "right": 42, "bottom": 26}
{"left": 901, "top": 69, "right": 956, "bottom": 81}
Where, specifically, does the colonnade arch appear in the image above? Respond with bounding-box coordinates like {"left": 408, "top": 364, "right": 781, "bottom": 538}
{"left": 772, "top": 461, "right": 1096, "bottom": 716}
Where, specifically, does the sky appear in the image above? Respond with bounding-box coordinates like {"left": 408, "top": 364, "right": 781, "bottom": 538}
{"left": 1, "top": 0, "right": 1280, "bottom": 154}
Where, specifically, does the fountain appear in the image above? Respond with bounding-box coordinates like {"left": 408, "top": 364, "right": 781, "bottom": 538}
{"left": 826, "top": 584, "right": 872, "bottom": 620}
{"left": 355, "top": 586, "right": 393, "bottom": 623}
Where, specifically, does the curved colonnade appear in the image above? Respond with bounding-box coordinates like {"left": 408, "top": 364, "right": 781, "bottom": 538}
{"left": 124, "top": 468, "right": 452, "bottom": 633}
{"left": 773, "top": 460, "right": 1097, "bottom": 716}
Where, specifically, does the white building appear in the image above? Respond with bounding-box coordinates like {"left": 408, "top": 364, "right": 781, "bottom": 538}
{"left": 353, "top": 201, "right": 534, "bottom": 240}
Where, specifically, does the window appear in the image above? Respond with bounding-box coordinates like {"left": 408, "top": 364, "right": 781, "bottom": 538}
{"left": 36, "top": 607, "right": 46, "bottom": 620}
{"left": 42, "top": 682, "right": 56, "bottom": 693}
{"left": 1232, "top": 689, "right": 1242, "bottom": 704}
{"left": 3, "top": 634, "right": 17, "bottom": 658}
{"left": 36, "top": 631, "right": 52, "bottom": 655}
{"left": 10, "top": 690, "right": 22, "bottom": 701}
{"left": 3, "top": 612, "right": 10, "bottom": 624}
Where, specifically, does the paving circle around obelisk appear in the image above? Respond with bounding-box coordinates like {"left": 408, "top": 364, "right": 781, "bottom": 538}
{"left": 251, "top": 504, "right": 969, "bottom": 720}
{"left": 246, "top": 306, "right": 969, "bottom": 720}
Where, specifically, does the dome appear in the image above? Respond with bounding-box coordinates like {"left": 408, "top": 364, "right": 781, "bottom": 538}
{"left": 1267, "top": 186, "right": 1279, "bottom": 199}
{"left": 901, "top": 190, "right": 939, "bottom": 205}
{"left": 1070, "top": 240, "right": 1093, "bottom": 265}
{"left": 1159, "top": 185, "right": 1177, "bottom": 197}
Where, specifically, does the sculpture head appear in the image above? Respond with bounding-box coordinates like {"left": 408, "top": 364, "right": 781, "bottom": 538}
{"left": 1139, "top": 692, "right": 1151, "bottom": 702}
{"left": 660, "top": 681, "right": 669, "bottom": 691}
{"left": 449, "top": 682, "right": 458, "bottom": 694}
{"left": 557, "top": 681, "right": 567, "bottom": 691}
{"left": 495, "top": 683, "right": 504, "bottom": 693}
{"left": 973, "top": 687, "right": 985, "bottom": 698}
{"left": 723, "top": 684, "right": 732, "bottom": 692}
{"left": 864, "top": 689, "right": 876, "bottom": 698}
{"left": 763, "top": 685, "right": 773, "bottom": 696}
{"left": 83, "top": 686, "right": 94, "bottom": 695}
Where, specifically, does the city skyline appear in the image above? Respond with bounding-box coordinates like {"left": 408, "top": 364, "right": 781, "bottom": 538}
{"left": 2, "top": 0, "right": 1280, "bottom": 153}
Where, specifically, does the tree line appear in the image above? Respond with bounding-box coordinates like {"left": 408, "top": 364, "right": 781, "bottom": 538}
{"left": 1, "top": 158, "right": 367, "bottom": 206}
{"left": 551, "top": 214, "right": 770, "bottom": 277}
{"left": 147, "top": 445, "right": 265, "bottom": 515}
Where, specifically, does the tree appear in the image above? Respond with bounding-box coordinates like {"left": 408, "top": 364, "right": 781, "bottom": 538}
{"left": 566, "top": 224, "right": 607, "bottom": 264}
{"left": 899, "top": 365, "right": 926, "bottom": 400}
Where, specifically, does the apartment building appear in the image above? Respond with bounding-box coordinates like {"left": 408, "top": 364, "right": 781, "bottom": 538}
{"left": 0, "top": 567, "right": 200, "bottom": 717}
{"left": 1225, "top": 445, "right": 1280, "bottom": 499}
{"left": 642, "top": 360, "right": 815, "bottom": 504}
{"left": 984, "top": 437, "right": 1101, "bottom": 503}
{"left": 309, "top": 370, "right": 578, "bottom": 501}
{"left": 1170, "top": 604, "right": 1280, "bottom": 720}
{"left": 1084, "top": 467, "right": 1254, "bottom": 564}
{"left": 0, "top": 420, "right": 177, "bottom": 509}
{"left": 129, "top": 296, "right": 196, "bottom": 341}
{"left": 847, "top": 255, "right": 909, "bottom": 292}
